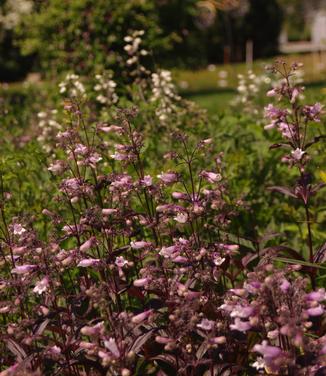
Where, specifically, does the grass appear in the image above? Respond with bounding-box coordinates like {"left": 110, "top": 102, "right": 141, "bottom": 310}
{"left": 173, "top": 52, "right": 326, "bottom": 94}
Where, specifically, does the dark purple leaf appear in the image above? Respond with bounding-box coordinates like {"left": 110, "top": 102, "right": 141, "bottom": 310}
{"left": 268, "top": 186, "right": 297, "bottom": 198}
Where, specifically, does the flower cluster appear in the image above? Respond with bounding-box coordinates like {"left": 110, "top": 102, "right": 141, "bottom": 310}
{"left": 93, "top": 72, "right": 119, "bottom": 106}
{"left": 37, "top": 109, "right": 61, "bottom": 153}
{"left": 123, "top": 30, "right": 148, "bottom": 67}
{"left": 151, "top": 70, "right": 181, "bottom": 123}
{"left": 0, "top": 61, "right": 324, "bottom": 376}
{"left": 59, "top": 73, "right": 86, "bottom": 99}
{"left": 222, "top": 261, "right": 325, "bottom": 374}
{"left": 232, "top": 70, "right": 274, "bottom": 115}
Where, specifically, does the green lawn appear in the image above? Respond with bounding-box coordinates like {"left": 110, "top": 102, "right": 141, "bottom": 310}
{"left": 184, "top": 81, "right": 326, "bottom": 115}
{"left": 173, "top": 52, "right": 326, "bottom": 94}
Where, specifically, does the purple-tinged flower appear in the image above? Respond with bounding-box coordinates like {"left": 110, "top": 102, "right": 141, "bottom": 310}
{"left": 11, "top": 264, "right": 36, "bottom": 275}
{"left": 253, "top": 341, "right": 282, "bottom": 359}
{"left": 229, "top": 288, "right": 247, "bottom": 297}
{"left": 133, "top": 278, "right": 149, "bottom": 287}
{"left": 290, "top": 87, "right": 300, "bottom": 103}
{"left": 157, "top": 172, "right": 178, "bottom": 184}
{"left": 81, "top": 322, "right": 105, "bottom": 336}
{"left": 280, "top": 278, "right": 291, "bottom": 292}
{"left": 267, "top": 88, "right": 276, "bottom": 97}
{"left": 104, "top": 338, "right": 120, "bottom": 357}
{"left": 115, "top": 256, "right": 128, "bottom": 268}
{"left": 131, "top": 309, "right": 153, "bottom": 324}
{"left": 77, "top": 258, "right": 100, "bottom": 267}
{"left": 155, "top": 336, "right": 174, "bottom": 344}
{"left": 291, "top": 148, "right": 305, "bottom": 161}
{"left": 172, "top": 191, "right": 188, "bottom": 200}
{"left": 80, "top": 237, "right": 96, "bottom": 252}
{"left": 210, "top": 336, "right": 226, "bottom": 345}
{"left": 197, "top": 319, "right": 215, "bottom": 331}
{"left": 140, "top": 175, "right": 152, "bottom": 187}
{"left": 12, "top": 224, "right": 26, "bottom": 235}
{"left": 98, "top": 124, "right": 123, "bottom": 133}
{"left": 130, "top": 240, "right": 151, "bottom": 249}
{"left": 230, "top": 305, "right": 254, "bottom": 319}
{"left": 213, "top": 255, "right": 225, "bottom": 266}
{"left": 200, "top": 171, "right": 222, "bottom": 183}
{"left": 159, "top": 245, "right": 177, "bottom": 258}
{"left": 48, "top": 160, "right": 66, "bottom": 174}
{"left": 102, "top": 208, "right": 117, "bottom": 216}
{"left": 230, "top": 318, "right": 251, "bottom": 332}
{"left": 302, "top": 102, "right": 323, "bottom": 121}
{"left": 33, "top": 277, "right": 49, "bottom": 295}
{"left": 306, "top": 289, "right": 326, "bottom": 302}
{"left": 48, "top": 345, "right": 61, "bottom": 355}
{"left": 172, "top": 256, "right": 188, "bottom": 263}
{"left": 174, "top": 212, "right": 188, "bottom": 223}
{"left": 74, "top": 143, "right": 88, "bottom": 155}
{"left": 306, "top": 305, "right": 324, "bottom": 317}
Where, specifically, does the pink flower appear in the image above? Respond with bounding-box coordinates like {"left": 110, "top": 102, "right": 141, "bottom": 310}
{"left": 159, "top": 245, "right": 177, "bottom": 258}
{"left": 306, "top": 305, "right": 324, "bottom": 316}
{"left": 115, "top": 256, "right": 128, "bottom": 268}
{"left": 267, "top": 89, "right": 276, "bottom": 97}
{"left": 291, "top": 148, "right": 305, "bottom": 161}
{"left": 102, "top": 208, "right": 117, "bottom": 215}
{"left": 172, "top": 256, "right": 188, "bottom": 263}
{"left": 48, "top": 345, "right": 61, "bottom": 355}
{"left": 173, "top": 212, "right": 188, "bottom": 223}
{"left": 33, "top": 277, "right": 49, "bottom": 295}
{"left": 280, "top": 278, "right": 291, "bottom": 292}
{"left": 81, "top": 322, "right": 105, "bottom": 336}
{"left": 253, "top": 341, "right": 282, "bottom": 359}
{"left": 77, "top": 258, "right": 100, "bottom": 267}
{"left": 200, "top": 171, "right": 222, "bottom": 183}
{"left": 48, "top": 160, "right": 65, "bottom": 174}
{"left": 230, "top": 318, "right": 251, "bottom": 332}
{"left": 104, "top": 338, "right": 120, "bottom": 357}
{"left": 197, "top": 319, "right": 215, "bottom": 331}
{"left": 11, "top": 264, "right": 36, "bottom": 275}
{"left": 133, "top": 278, "right": 149, "bottom": 287}
{"left": 213, "top": 255, "right": 225, "bottom": 266}
{"left": 157, "top": 172, "right": 178, "bottom": 184}
{"left": 230, "top": 305, "right": 254, "bottom": 319}
{"left": 306, "top": 289, "right": 326, "bottom": 302}
{"left": 140, "top": 175, "right": 152, "bottom": 187}
{"left": 130, "top": 240, "right": 151, "bottom": 249}
{"left": 131, "top": 309, "right": 152, "bottom": 324}
{"left": 80, "top": 237, "right": 96, "bottom": 252}
{"left": 13, "top": 224, "right": 26, "bottom": 235}
{"left": 172, "top": 192, "right": 187, "bottom": 200}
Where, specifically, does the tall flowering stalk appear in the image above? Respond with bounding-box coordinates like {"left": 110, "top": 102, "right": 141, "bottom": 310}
{"left": 264, "top": 61, "right": 325, "bottom": 288}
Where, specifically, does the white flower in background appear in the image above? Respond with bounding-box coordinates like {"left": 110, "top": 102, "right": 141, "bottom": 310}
{"left": 94, "top": 72, "right": 118, "bottom": 105}
{"left": 123, "top": 30, "right": 148, "bottom": 67}
{"left": 151, "top": 70, "right": 180, "bottom": 123}
{"left": 59, "top": 73, "right": 86, "bottom": 98}
{"left": 37, "top": 109, "right": 62, "bottom": 153}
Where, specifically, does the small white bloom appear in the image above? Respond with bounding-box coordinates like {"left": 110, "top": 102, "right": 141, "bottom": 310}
{"left": 291, "top": 148, "right": 305, "bottom": 161}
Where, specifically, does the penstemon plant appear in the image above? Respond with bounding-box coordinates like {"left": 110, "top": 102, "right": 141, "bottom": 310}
{"left": 264, "top": 61, "right": 325, "bottom": 288}
{"left": 0, "top": 61, "right": 325, "bottom": 376}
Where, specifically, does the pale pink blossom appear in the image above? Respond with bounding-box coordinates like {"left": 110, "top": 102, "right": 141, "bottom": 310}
{"left": 33, "top": 277, "right": 49, "bottom": 295}
{"left": 77, "top": 258, "right": 100, "bottom": 267}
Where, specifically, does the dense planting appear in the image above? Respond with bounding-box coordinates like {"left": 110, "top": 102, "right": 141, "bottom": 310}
{"left": 0, "top": 33, "right": 325, "bottom": 376}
